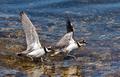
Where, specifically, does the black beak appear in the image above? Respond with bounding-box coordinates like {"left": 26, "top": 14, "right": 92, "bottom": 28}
{"left": 80, "top": 40, "right": 88, "bottom": 44}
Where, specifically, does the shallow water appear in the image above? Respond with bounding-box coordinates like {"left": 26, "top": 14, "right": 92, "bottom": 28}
{"left": 0, "top": 0, "right": 120, "bottom": 77}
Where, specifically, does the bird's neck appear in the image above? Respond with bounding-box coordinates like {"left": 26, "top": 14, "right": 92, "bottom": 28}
{"left": 76, "top": 42, "right": 81, "bottom": 47}
{"left": 43, "top": 47, "right": 48, "bottom": 53}
{"left": 44, "top": 47, "right": 50, "bottom": 53}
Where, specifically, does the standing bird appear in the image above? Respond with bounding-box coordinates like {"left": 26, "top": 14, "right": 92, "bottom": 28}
{"left": 51, "top": 18, "right": 87, "bottom": 57}
{"left": 17, "top": 11, "right": 51, "bottom": 60}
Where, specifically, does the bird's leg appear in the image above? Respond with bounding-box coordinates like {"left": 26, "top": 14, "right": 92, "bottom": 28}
{"left": 67, "top": 55, "right": 77, "bottom": 60}
{"left": 41, "top": 57, "right": 44, "bottom": 62}
{"left": 27, "top": 56, "right": 34, "bottom": 61}
{"left": 66, "top": 54, "right": 77, "bottom": 60}
{"left": 64, "top": 49, "right": 77, "bottom": 60}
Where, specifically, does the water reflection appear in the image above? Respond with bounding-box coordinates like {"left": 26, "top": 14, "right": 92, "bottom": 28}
{"left": 28, "top": 64, "right": 83, "bottom": 77}
{"left": 0, "top": 0, "right": 120, "bottom": 76}
{"left": 0, "top": 37, "right": 84, "bottom": 77}
{"left": 0, "top": 37, "right": 120, "bottom": 77}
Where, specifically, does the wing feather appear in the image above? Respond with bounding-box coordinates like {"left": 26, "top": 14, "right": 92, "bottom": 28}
{"left": 20, "top": 11, "right": 42, "bottom": 50}
{"left": 55, "top": 32, "right": 73, "bottom": 48}
{"left": 55, "top": 18, "right": 74, "bottom": 48}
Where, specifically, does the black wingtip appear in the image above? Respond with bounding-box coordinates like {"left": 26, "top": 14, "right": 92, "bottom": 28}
{"left": 66, "top": 18, "right": 74, "bottom": 33}
{"left": 20, "top": 11, "right": 26, "bottom": 16}
{"left": 19, "top": 11, "right": 26, "bottom": 22}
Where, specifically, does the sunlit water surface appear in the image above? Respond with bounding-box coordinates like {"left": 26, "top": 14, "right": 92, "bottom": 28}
{"left": 0, "top": 0, "right": 120, "bottom": 77}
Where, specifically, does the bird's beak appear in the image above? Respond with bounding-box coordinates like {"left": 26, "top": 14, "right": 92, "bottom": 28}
{"left": 80, "top": 40, "right": 88, "bottom": 45}
{"left": 84, "top": 42, "right": 88, "bottom": 45}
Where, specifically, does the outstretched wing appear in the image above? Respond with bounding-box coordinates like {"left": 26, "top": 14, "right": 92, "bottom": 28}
{"left": 55, "top": 18, "right": 74, "bottom": 48}
{"left": 20, "top": 11, "right": 42, "bottom": 50}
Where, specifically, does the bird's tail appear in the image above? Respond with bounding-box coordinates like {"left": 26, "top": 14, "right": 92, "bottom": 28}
{"left": 16, "top": 52, "right": 25, "bottom": 56}
{"left": 16, "top": 50, "right": 29, "bottom": 57}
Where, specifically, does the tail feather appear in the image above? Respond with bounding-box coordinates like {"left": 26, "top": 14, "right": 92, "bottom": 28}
{"left": 16, "top": 53, "right": 25, "bottom": 56}
{"left": 16, "top": 51, "right": 29, "bottom": 57}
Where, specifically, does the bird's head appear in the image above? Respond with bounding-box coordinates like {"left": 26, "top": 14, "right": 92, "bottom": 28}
{"left": 77, "top": 40, "right": 87, "bottom": 47}
{"left": 46, "top": 46, "right": 53, "bottom": 52}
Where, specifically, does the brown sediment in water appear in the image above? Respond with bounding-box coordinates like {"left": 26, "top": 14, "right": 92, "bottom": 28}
{"left": 0, "top": 38, "right": 25, "bottom": 52}
{"left": 26, "top": 64, "right": 83, "bottom": 77}
{"left": 0, "top": 51, "right": 83, "bottom": 76}
{"left": 0, "top": 37, "right": 83, "bottom": 77}
{"left": 0, "top": 54, "right": 35, "bottom": 70}
{"left": 0, "top": 38, "right": 35, "bottom": 70}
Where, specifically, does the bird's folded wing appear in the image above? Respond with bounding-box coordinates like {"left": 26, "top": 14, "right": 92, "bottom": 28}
{"left": 20, "top": 12, "right": 42, "bottom": 49}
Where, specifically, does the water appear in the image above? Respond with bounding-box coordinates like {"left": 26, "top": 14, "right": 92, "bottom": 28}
{"left": 0, "top": 0, "right": 120, "bottom": 77}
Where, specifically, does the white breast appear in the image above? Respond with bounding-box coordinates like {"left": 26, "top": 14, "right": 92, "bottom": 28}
{"left": 65, "top": 38, "right": 78, "bottom": 53}
{"left": 27, "top": 48, "right": 45, "bottom": 57}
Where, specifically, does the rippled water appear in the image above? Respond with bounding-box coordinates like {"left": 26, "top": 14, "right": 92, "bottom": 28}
{"left": 0, "top": 0, "right": 120, "bottom": 77}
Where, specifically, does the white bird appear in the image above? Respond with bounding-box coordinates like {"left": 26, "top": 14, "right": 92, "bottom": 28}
{"left": 17, "top": 11, "right": 51, "bottom": 60}
{"left": 51, "top": 18, "right": 87, "bottom": 57}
